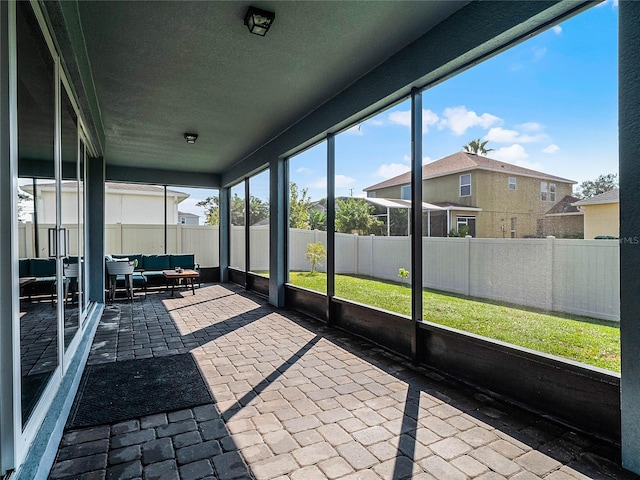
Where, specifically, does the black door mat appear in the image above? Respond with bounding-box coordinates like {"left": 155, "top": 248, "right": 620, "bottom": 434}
{"left": 67, "top": 353, "right": 214, "bottom": 429}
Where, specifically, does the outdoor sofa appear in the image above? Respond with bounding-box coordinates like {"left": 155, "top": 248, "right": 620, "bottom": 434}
{"left": 106, "top": 254, "right": 199, "bottom": 299}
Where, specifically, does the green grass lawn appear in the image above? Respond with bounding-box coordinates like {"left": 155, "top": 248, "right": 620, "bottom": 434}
{"left": 288, "top": 271, "right": 620, "bottom": 372}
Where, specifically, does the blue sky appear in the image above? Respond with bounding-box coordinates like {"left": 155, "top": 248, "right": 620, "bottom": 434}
{"left": 179, "top": 1, "right": 618, "bottom": 217}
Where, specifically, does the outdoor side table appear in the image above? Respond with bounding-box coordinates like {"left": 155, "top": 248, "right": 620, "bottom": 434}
{"left": 163, "top": 269, "right": 200, "bottom": 296}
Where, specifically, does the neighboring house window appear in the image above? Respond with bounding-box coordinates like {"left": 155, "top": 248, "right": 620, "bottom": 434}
{"left": 541, "top": 181, "right": 556, "bottom": 201}
{"left": 456, "top": 216, "right": 476, "bottom": 237}
{"left": 401, "top": 185, "right": 411, "bottom": 200}
{"left": 368, "top": 191, "right": 376, "bottom": 198}
{"left": 460, "top": 174, "right": 471, "bottom": 197}
{"left": 180, "top": 217, "right": 186, "bottom": 224}
{"left": 511, "top": 217, "right": 517, "bottom": 238}
{"left": 508, "top": 177, "right": 516, "bottom": 190}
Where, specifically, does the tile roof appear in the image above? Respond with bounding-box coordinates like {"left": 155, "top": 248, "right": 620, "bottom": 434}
{"left": 545, "top": 195, "right": 582, "bottom": 215}
{"left": 364, "top": 151, "right": 576, "bottom": 191}
{"left": 572, "top": 188, "right": 619, "bottom": 206}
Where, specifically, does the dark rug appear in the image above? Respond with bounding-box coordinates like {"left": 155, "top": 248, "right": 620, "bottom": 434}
{"left": 67, "top": 354, "right": 214, "bottom": 428}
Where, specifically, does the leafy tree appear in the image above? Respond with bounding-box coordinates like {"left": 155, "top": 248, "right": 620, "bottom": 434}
{"left": 196, "top": 195, "right": 221, "bottom": 225}
{"left": 308, "top": 210, "right": 327, "bottom": 231}
{"left": 196, "top": 193, "right": 268, "bottom": 226}
{"left": 289, "top": 182, "right": 312, "bottom": 229}
{"left": 249, "top": 196, "right": 269, "bottom": 225}
{"left": 575, "top": 173, "right": 618, "bottom": 199}
{"left": 306, "top": 242, "right": 326, "bottom": 274}
{"left": 335, "top": 198, "right": 383, "bottom": 235}
{"left": 463, "top": 138, "right": 493, "bottom": 155}
{"left": 17, "top": 190, "right": 32, "bottom": 221}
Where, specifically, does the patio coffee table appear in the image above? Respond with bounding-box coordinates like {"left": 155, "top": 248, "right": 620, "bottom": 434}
{"left": 163, "top": 269, "right": 200, "bottom": 296}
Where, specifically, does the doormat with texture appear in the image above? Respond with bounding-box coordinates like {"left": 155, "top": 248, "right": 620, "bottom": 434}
{"left": 67, "top": 353, "right": 214, "bottom": 428}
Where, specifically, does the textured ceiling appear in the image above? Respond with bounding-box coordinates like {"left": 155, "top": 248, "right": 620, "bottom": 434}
{"left": 77, "top": 1, "right": 468, "bottom": 175}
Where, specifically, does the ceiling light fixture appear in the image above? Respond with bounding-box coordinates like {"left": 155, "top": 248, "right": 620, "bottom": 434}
{"left": 244, "top": 6, "right": 275, "bottom": 36}
{"left": 184, "top": 133, "right": 198, "bottom": 144}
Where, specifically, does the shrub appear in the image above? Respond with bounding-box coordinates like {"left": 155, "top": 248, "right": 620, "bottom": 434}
{"left": 398, "top": 268, "right": 410, "bottom": 286}
{"left": 306, "top": 242, "right": 326, "bottom": 274}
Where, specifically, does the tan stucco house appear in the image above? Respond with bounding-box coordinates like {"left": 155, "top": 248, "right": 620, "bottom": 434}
{"left": 572, "top": 188, "right": 619, "bottom": 239}
{"left": 364, "top": 152, "right": 576, "bottom": 238}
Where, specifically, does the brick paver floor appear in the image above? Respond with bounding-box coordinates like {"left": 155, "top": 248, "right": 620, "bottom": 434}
{"left": 49, "top": 283, "right": 638, "bottom": 480}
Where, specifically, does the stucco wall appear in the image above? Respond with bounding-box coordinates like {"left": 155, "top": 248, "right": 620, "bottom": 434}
{"left": 31, "top": 188, "right": 184, "bottom": 225}
{"left": 583, "top": 203, "right": 619, "bottom": 239}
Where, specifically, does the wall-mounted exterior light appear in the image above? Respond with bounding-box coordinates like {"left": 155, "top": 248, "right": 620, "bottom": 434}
{"left": 184, "top": 133, "right": 198, "bottom": 144}
{"left": 244, "top": 6, "right": 275, "bottom": 36}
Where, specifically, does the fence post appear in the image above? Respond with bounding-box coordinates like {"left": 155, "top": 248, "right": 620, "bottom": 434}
{"left": 465, "top": 235, "right": 472, "bottom": 296}
{"left": 26, "top": 222, "right": 34, "bottom": 257}
{"left": 115, "top": 222, "right": 122, "bottom": 254}
{"left": 176, "top": 223, "right": 182, "bottom": 254}
{"left": 546, "top": 236, "right": 555, "bottom": 311}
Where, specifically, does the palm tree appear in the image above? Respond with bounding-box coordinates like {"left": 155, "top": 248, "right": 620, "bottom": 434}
{"left": 463, "top": 138, "right": 493, "bottom": 155}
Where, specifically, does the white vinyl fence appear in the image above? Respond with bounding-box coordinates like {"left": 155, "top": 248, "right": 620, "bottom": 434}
{"left": 19, "top": 222, "right": 620, "bottom": 321}
{"left": 288, "top": 229, "right": 620, "bottom": 322}
{"left": 18, "top": 222, "right": 220, "bottom": 267}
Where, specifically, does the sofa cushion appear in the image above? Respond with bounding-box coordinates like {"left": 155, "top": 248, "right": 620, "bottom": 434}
{"left": 142, "top": 255, "right": 170, "bottom": 271}
{"left": 113, "top": 254, "right": 144, "bottom": 270}
{"left": 170, "top": 254, "right": 195, "bottom": 270}
{"left": 31, "top": 258, "right": 56, "bottom": 277}
{"left": 19, "top": 259, "right": 31, "bottom": 278}
{"left": 115, "top": 272, "right": 147, "bottom": 287}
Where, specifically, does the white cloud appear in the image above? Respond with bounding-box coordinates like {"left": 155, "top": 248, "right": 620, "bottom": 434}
{"left": 491, "top": 144, "right": 544, "bottom": 170}
{"left": 491, "top": 144, "right": 528, "bottom": 163}
{"left": 485, "top": 127, "right": 547, "bottom": 144}
{"left": 422, "top": 109, "right": 439, "bottom": 133}
{"left": 518, "top": 122, "right": 543, "bottom": 132}
{"left": 388, "top": 109, "right": 439, "bottom": 134}
{"left": 388, "top": 110, "right": 411, "bottom": 127}
{"left": 296, "top": 167, "right": 312, "bottom": 174}
{"left": 422, "top": 156, "right": 432, "bottom": 165}
{"left": 485, "top": 128, "right": 521, "bottom": 143}
{"left": 543, "top": 144, "right": 560, "bottom": 154}
{"left": 532, "top": 47, "right": 547, "bottom": 62}
{"left": 552, "top": 25, "right": 562, "bottom": 35}
{"left": 309, "top": 177, "right": 327, "bottom": 189}
{"left": 374, "top": 163, "right": 410, "bottom": 179}
{"left": 309, "top": 175, "right": 356, "bottom": 189}
{"left": 336, "top": 175, "right": 356, "bottom": 188}
{"left": 439, "top": 106, "right": 501, "bottom": 136}
{"left": 368, "top": 119, "right": 384, "bottom": 127}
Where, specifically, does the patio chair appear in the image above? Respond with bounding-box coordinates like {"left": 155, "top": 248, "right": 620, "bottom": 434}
{"left": 105, "top": 260, "right": 145, "bottom": 301}
{"left": 63, "top": 262, "right": 79, "bottom": 305}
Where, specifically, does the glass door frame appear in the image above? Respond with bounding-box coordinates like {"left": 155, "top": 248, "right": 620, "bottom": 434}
{"left": 11, "top": 0, "right": 98, "bottom": 467}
